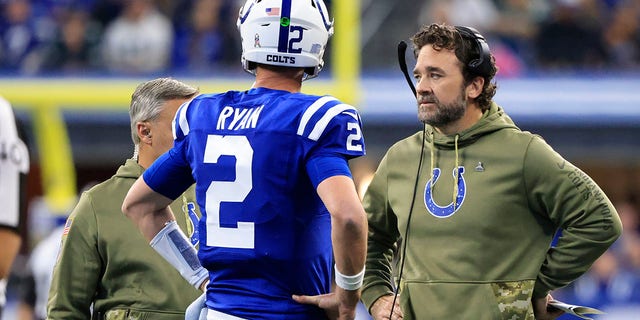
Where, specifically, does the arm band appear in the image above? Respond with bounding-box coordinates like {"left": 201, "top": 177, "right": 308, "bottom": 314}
{"left": 0, "top": 278, "right": 6, "bottom": 307}
{"left": 334, "top": 265, "right": 365, "bottom": 291}
{"left": 150, "top": 221, "right": 208, "bottom": 288}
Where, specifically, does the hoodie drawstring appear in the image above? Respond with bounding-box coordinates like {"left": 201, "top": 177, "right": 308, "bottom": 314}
{"left": 453, "top": 134, "right": 459, "bottom": 209}
{"left": 429, "top": 130, "right": 435, "bottom": 187}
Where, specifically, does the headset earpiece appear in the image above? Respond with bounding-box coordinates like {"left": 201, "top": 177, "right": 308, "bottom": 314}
{"left": 454, "top": 26, "right": 492, "bottom": 77}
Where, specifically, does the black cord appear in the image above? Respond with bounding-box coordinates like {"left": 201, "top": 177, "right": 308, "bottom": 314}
{"left": 388, "top": 40, "right": 424, "bottom": 318}
{"left": 389, "top": 124, "right": 425, "bottom": 318}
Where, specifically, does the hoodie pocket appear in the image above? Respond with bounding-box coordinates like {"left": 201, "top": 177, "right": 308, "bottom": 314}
{"left": 400, "top": 280, "right": 535, "bottom": 319}
{"left": 402, "top": 281, "right": 503, "bottom": 319}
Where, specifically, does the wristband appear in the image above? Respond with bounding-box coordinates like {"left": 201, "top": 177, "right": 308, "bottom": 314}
{"left": 150, "top": 220, "right": 208, "bottom": 288}
{"left": 0, "top": 278, "right": 6, "bottom": 306}
{"left": 334, "top": 265, "right": 365, "bottom": 291}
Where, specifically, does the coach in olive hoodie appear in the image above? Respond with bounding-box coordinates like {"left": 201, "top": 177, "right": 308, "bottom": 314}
{"left": 47, "top": 78, "right": 204, "bottom": 320}
{"left": 361, "top": 24, "right": 622, "bottom": 320}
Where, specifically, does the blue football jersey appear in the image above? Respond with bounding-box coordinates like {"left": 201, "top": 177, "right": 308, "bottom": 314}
{"left": 143, "top": 87, "right": 365, "bottom": 319}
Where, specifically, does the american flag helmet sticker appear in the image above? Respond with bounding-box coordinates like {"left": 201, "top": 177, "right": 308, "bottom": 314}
{"left": 265, "top": 7, "right": 280, "bottom": 16}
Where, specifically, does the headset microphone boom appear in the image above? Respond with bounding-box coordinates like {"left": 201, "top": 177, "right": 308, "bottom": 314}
{"left": 397, "top": 41, "right": 417, "bottom": 96}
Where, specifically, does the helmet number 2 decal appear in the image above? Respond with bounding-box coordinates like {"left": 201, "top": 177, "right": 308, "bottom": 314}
{"left": 288, "top": 26, "right": 304, "bottom": 53}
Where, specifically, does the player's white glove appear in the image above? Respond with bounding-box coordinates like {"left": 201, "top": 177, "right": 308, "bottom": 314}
{"left": 185, "top": 293, "right": 207, "bottom": 320}
{"left": 150, "top": 220, "right": 208, "bottom": 288}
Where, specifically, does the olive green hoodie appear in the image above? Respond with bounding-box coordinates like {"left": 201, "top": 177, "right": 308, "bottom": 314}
{"left": 47, "top": 159, "right": 201, "bottom": 320}
{"left": 362, "top": 103, "right": 622, "bottom": 319}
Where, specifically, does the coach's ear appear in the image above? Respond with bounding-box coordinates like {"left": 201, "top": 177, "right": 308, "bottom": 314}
{"left": 466, "top": 76, "right": 484, "bottom": 100}
{"left": 137, "top": 121, "right": 153, "bottom": 144}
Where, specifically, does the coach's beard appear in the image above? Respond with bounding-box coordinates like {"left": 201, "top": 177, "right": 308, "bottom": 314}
{"left": 417, "top": 91, "right": 467, "bottom": 127}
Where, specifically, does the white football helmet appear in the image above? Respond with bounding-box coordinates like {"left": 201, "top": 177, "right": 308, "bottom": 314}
{"left": 237, "top": 0, "right": 334, "bottom": 80}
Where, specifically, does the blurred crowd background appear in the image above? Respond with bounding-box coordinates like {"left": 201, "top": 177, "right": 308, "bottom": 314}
{"left": 366, "top": 0, "right": 640, "bottom": 75}
{"left": 0, "top": 0, "right": 243, "bottom": 76}
{"left": 1, "top": 0, "right": 639, "bottom": 76}
{"left": 1, "top": 0, "right": 640, "bottom": 319}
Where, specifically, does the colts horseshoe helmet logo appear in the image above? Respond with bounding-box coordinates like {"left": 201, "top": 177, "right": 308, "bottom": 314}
{"left": 424, "top": 167, "right": 467, "bottom": 218}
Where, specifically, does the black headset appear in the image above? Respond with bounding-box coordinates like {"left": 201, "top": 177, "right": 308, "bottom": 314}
{"left": 454, "top": 25, "right": 492, "bottom": 77}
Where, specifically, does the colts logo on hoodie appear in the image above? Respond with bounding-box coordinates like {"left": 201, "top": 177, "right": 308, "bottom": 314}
{"left": 424, "top": 167, "right": 466, "bottom": 218}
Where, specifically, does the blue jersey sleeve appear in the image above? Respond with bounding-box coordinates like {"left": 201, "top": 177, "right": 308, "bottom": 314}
{"left": 305, "top": 155, "right": 352, "bottom": 189}
{"left": 172, "top": 99, "right": 191, "bottom": 141}
{"left": 304, "top": 103, "right": 366, "bottom": 160}
{"left": 143, "top": 148, "right": 195, "bottom": 200}
{"left": 298, "top": 98, "right": 365, "bottom": 187}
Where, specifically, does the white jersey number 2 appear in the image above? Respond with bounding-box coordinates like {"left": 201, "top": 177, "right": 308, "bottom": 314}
{"left": 203, "top": 135, "right": 255, "bottom": 249}
{"left": 346, "top": 122, "right": 363, "bottom": 152}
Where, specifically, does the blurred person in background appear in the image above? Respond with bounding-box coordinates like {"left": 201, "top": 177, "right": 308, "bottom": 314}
{"left": 489, "top": 0, "right": 549, "bottom": 74}
{"left": 171, "top": 0, "right": 240, "bottom": 75}
{"left": 88, "top": 0, "right": 122, "bottom": 29}
{"left": 603, "top": 0, "right": 640, "bottom": 70}
{"left": 47, "top": 78, "right": 204, "bottom": 320}
{"left": 417, "top": 0, "right": 541, "bottom": 78}
{"left": 0, "top": 96, "right": 30, "bottom": 319}
{"left": 361, "top": 23, "right": 622, "bottom": 320}
{"left": 0, "top": 0, "right": 47, "bottom": 74}
{"left": 617, "top": 201, "right": 640, "bottom": 270}
{"left": 534, "top": 0, "right": 609, "bottom": 70}
{"left": 101, "top": 0, "right": 173, "bottom": 74}
{"left": 418, "top": 0, "right": 500, "bottom": 33}
{"left": 553, "top": 252, "right": 640, "bottom": 319}
{"left": 36, "top": 7, "right": 102, "bottom": 74}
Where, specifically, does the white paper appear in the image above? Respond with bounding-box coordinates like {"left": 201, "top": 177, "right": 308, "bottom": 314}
{"left": 548, "top": 300, "right": 605, "bottom": 320}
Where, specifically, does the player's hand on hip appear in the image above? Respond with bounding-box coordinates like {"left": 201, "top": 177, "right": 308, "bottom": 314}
{"left": 532, "top": 294, "right": 564, "bottom": 320}
{"left": 292, "top": 288, "right": 358, "bottom": 320}
{"left": 370, "top": 294, "right": 403, "bottom": 320}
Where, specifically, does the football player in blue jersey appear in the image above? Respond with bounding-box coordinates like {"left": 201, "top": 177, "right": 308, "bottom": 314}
{"left": 122, "top": 0, "right": 368, "bottom": 319}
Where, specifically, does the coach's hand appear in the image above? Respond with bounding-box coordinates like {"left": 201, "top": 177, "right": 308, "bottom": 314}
{"left": 532, "top": 294, "right": 564, "bottom": 320}
{"left": 370, "top": 294, "right": 403, "bottom": 320}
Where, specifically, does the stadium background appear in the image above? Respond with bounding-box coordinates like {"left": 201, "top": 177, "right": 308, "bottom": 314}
{"left": 1, "top": 0, "right": 640, "bottom": 319}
